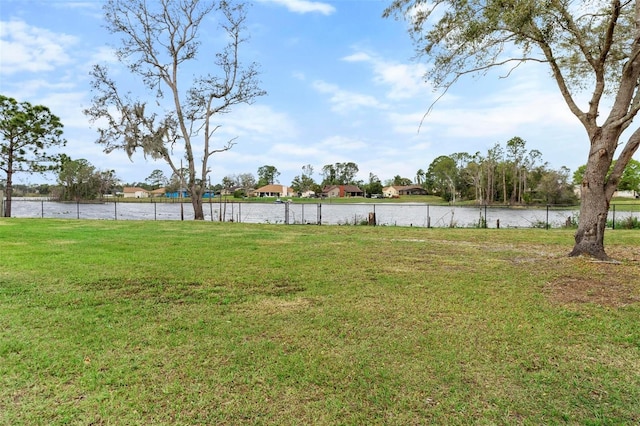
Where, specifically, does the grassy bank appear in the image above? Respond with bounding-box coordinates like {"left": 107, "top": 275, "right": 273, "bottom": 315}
{"left": 1, "top": 219, "right": 639, "bottom": 425}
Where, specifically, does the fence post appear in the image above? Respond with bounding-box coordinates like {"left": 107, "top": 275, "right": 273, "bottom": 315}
{"left": 546, "top": 205, "right": 550, "bottom": 230}
{"left": 114, "top": 199, "right": 117, "bottom": 220}
{"left": 373, "top": 204, "right": 377, "bottom": 226}
{"left": 484, "top": 204, "right": 487, "bottom": 228}
{"left": 317, "top": 203, "right": 322, "bottom": 225}
{"left": 427, "top": 204, "right": 430, "bottom": 228}
{"left": 612, "top": 204, "right": 615, "bottom": 230}
{"left": 77, "top": 200, "right": 80, "bottom": 219}
{"left": 41, "top": 199, "right": 44, "bottom": 218}
{"left": 285, "top": 202, "right": 289, "bottom": 224}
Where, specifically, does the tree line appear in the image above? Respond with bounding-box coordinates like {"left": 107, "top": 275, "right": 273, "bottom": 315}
{"left": 3, "top": 134, "right": 639, "bottom": 206}
{"left": 3, "top": 0, "right": 639, "bottom": 260}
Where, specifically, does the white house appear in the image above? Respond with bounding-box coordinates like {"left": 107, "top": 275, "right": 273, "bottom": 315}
{"left": 123, "top": 187, "right": 150, "bottom": 198}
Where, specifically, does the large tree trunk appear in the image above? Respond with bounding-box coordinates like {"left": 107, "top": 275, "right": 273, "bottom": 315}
{"left": 569, "top": 183, "right": 610, "bottom": 260}
{"left": 569, "top": 131, "right": 619, "bottom": 261}
{"left": 4, "top": 167, "right": 13, "bottom": 218}
{"left": 190, "top": 183, "right": 205, "bottom": 221}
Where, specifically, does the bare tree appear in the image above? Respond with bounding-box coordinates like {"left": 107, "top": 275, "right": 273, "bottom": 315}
{"left": 85, "top": 0, "right": 265, "bottom": 220}
{"left": 385, "top": 0, "right": 640, "bottom": 260}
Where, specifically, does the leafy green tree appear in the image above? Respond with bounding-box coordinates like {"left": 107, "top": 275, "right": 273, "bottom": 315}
{"left": 84, "top": 0, "right": 265, "bottom": 220}
{"left": 166, "top": 168, "right": 189, "bottom": 192}
{"left": 96, "top": 169, "right": 119, "bottom": 198}
{"left": 385, "top": 1, "right": 640, "bottom": 260}
{"left": 536, "top": 166, "right": 578, "bottom": 205}
{"left": 484, "top": 143, "right": 503, "bottom": 204}
{"left": 618, "top": 159, "right": 640, "bottom": 192}
{"left": 35, "top": 184, "right": 52, "bottom": 195}
{"left": 291, "top": 164, "right": 316, "bottom": 194}
{"left": 572, "top": 165, "right": 587, "bottom": 187}
{"left": 0, "top": 95, "right": 66, "bottom": 216}
{"left": 238, "top": 173, "right": 256, "bottom": 193}
{"left": 461, "top": 152, "right": 484, "bottom": 202}
{"left": 321, "top": 162, "right": 360, "bottom": 186}
{"left": 574, "top": 159, "right": 640, "bottom": 194}
{"left": 321, "top": 164, "right": 337, "bottom": 186}
{"left": 506, "top": 137, "right": 528, "bottom": 204}
{"left": 363, "top": 172, "right": 383, "bottom": 196}
{"left": 392, "top": 175, "right": 413, "bottom": 186}
{"left": 145, "top": 169, "right": 167, "bottom": 190}
{"left": 257, "top": 165, "right": 280, "bottom": 187}
{"left": 57, "top": 158, "right": 99, "bottom": 201}
{"left": 221, "top": 175, "right": 238, "bottom": 192}
{"left": 426, "top": 155, "right": 458, "bottom": 202}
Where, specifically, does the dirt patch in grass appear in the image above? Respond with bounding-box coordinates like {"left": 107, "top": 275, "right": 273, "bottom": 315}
{"left": 545, "top": 273, "right": 640, "bottom": 308}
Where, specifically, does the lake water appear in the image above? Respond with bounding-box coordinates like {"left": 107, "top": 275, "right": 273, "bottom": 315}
{"left": 7, "top": 198, "right": 629, "bottom": 229}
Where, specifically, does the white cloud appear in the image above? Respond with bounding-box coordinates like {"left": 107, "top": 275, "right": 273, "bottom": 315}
{"left": 2, "top": 79, "right": 77, "bottom": 100}
{"left": 216, "top": 104, "right": 299, "bottom": 141}
{"left": 292, "top": 71, "right": 306, "bottom": 81}
{"left": 89, "top": 46, "right": 119, "bottom": 64}
{"left": 312, "top": 80, "right": 387, "bottom": 113}
{"left": 0, "top": 20, "right": 77, "bottom": 75}
{"left": 36, "top": 91, "right": 89, "bottom": 129}
{"left": 258, "top": 0, "right": 335, "bottom": 15}
{"left": 319, "top": 135, "right": 367, "bottom": 151}
{"left": 342, "top": 52, "right": 372, "bottom": 62}
{"left": 271, "top": 142, "right": 321, "bottom": 157}
{"left": 342, "top": 50, "right": 431, "bottom": 100}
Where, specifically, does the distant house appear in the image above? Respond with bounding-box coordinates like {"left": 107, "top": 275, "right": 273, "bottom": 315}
{"left": 300, "top": 190, "right": 316, "bottom": 198}
{"left": 576, "top": 188, "right": 639, "bottom": 199}
{"left": 165, "top": 189, "right": 216, "bottom": 199}
{"left": 253, "top": 184, "right": 294, "bottom": 198}
{"left": 322, "top": 185, "right": 364, "bottom": 198}
{"left": 150, "top": 187, "right": 166, "bottom": 198}
{"left": 220, "top": 186, "right": 245, "bottom": 196}
{"left": 382, "top": 186, "right": 400, "bottom": 198}
{"left": 383, "top": 185, "right": 428, "bottom": 197}
{"left": 123, "top": 187, "right": 150, "bottom": 198}
{"left": 613, "top": 190, "right": 639, "bottom": 198}
{"left": 165, "top": 189, "right": 189, "bottom": 198}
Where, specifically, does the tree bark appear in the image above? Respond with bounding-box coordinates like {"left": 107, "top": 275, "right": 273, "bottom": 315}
{"left": 569, "top": 131, "right": 619, "bottom": 260}
{"left": 4, "top": 153, "right": 13, "bottom": 217}
{"left": 569, "top": 184, "right": 610, "bottom": 260}
{"left": 4, "top": 170, "right": 12, "bottom": 218}
{"left": 190, "top": 183, "right": 205, "bottom": 221}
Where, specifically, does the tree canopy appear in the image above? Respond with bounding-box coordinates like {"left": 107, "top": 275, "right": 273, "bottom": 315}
{"left": 0, "top": 95, "right": 66, "bottom": 217}
{"left": 385, "top": 0, "right": 640, "bottom": 259}
{"left": 257, "top": 165, "right": 280, "bottom": 187}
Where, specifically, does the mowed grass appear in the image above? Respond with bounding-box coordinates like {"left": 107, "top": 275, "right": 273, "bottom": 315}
{"left": 0, "top": 219, "right": 639, "bottom": 425}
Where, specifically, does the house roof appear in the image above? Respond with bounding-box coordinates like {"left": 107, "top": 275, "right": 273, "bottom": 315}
{"left": 323, "top": 185, "right": 363, "bottom": 193}
{"left": 123, "top": 187, "right": 149, "bottom": 193}
{"left": 383, "top": 185, "right": 423, "bottom": 191}
{"left": 255, "top": 184, "right": 293, "bottom": 193}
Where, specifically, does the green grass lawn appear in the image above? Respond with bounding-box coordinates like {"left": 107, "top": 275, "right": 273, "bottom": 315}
{"left": 1, "top": 219, "right": 638, "bottom": 425}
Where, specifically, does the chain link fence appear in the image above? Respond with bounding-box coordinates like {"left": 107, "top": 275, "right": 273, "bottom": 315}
{"left": 5, "top": 198, "right": 639, "bottom": 229}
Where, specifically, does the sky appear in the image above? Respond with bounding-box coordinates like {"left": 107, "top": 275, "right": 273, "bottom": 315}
{"left": 1, "top": 0, "right": 637, "bottom": 188}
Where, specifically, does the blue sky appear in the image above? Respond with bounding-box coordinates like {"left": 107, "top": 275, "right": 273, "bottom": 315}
{"left": 2, "top": 0, "right": 635, "bottom": 187}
